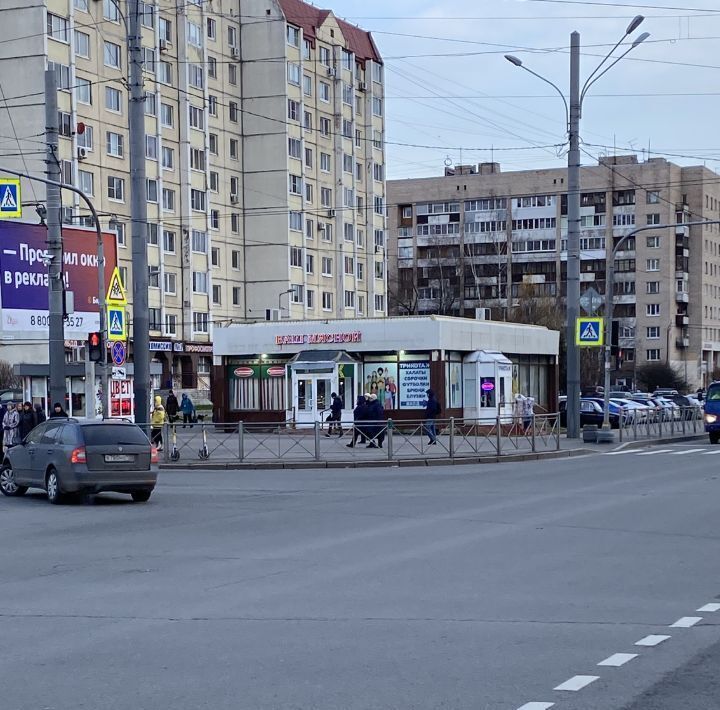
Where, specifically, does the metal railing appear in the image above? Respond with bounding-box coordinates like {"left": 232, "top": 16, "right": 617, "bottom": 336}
{"left": 616, "top": 405, "right": 703, "bottom": 442}
{"left": 161, "top": 414, "right": 561, "bottom": 464}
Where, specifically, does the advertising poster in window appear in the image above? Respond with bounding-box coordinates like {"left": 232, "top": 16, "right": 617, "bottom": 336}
{"left": 399, "top": 362, "right": 430, "bottom": 409}
{"left": 448, "top": 362, "right": 462, "bottom": 409}
{"left": 363, "top": 363, "right": 398, "bottom": 411}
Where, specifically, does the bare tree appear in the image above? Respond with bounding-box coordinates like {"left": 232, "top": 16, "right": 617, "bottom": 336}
{"left": 0, "top": 360, "right": 20, "bottom": 390}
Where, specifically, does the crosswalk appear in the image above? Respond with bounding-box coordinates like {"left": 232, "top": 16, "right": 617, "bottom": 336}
{"left": 605, "top": 446, "right": 720, "bottom": 457}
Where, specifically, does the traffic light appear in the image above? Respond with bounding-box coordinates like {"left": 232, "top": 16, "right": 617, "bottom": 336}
{"left": 610, "top": 320, "right": 620, "bottom": 357}
{"left": 88, "top": 332, "right": 103, "bottom": 363}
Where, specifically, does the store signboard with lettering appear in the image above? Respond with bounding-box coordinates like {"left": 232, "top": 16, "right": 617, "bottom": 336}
{"left": 399, "top": 362, "right": 430, "bottom": 409}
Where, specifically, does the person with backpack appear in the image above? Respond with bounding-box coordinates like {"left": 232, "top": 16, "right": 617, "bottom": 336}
{"left": 424, "top": 389, "right": 441, "bottom": 445}
{"left": 180, "top": 393, "right": 195, "bottom": 427}
{"left": 325, "top": 392, "right": 344, "bottom": 437}
{"left": 165, "top": 389, "right": 179, "bottom": 423}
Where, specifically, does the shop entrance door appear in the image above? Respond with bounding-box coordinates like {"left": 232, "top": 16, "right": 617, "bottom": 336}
{"left": 295, "top": 375, "right": 336, "bottom": 424}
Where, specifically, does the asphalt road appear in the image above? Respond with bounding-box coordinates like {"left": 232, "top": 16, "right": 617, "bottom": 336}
{"left": 2, "top": 443, "right": 720, "bottom": 709}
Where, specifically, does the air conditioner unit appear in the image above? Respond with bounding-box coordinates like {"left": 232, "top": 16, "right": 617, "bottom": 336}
{"left": 230, "top": 47, "right": 240, "bottom": 59}
{"left": 159, "top": 39, "right": 169, "bottom": 52}
{"left": 230, "top": 193, "right": 238, "bottom": 204}
{"left": 326, "top": 67, "right": 336, "bottom": 78}
{"left": 475, "top": 307, "right": 491, "bottom": 321}
{"left": 327, "top": 209, "right": 336, "bottom": 218}
{"left": 374, "top": 245, "right": 383, "bottom": 254}
{"left": 358, "top": 81, "right": 367, "bottom": 92}
{"left": 265, "top": 308, "right": 281, "bottom": 322}
{"left": 77, "top": 147, "right": 87, "bottom": 160}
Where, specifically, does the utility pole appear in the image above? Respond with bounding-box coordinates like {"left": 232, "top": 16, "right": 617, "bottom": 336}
{"left": 128, "top": 0, "right": 150, "bottom": 429}
{"left": 45, "top": 69, "right": 65, "bottom": 411}
{"left": 565, "top": 31, "right": 582, "bottom": 439}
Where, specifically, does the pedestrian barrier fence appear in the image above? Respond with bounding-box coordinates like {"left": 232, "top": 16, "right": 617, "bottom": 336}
{"left": 616, "top": 405, "right": 703, "bottom": 442}
{"left": 162, "top": 414, "right": 561, "bottom": 464}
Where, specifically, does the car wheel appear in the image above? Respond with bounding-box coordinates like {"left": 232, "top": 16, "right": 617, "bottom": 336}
{"left": 46, "top": 467, "right": 64, "bottom": 505}
{"left": 131, "top": 490, "right": 152, "bottom": 503}
{"left": 710, "top": 432, "right": 719, "bottom": 445}
{"left": 0, "top": 463, "right": 27, "bottom": 497}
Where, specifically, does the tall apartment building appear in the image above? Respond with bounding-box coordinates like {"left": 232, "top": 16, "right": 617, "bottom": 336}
{"left": 0, "top": 0, "right": 386, "bottom": 395}
{"left": 387, "top": 156, "right": 720, "bottom": 390}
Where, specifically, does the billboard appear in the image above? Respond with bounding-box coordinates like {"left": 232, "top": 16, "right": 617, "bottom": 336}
{"left": 0, "top": 221, "right": 118, "bottom": 339}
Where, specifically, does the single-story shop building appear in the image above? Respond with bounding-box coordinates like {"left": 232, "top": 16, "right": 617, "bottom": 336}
{"left": 211, "top": 316, "right": 560, "bottom": 424}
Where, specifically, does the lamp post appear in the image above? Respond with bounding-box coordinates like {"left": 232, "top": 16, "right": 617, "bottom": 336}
{"left": 505, "top": 17, "right": 649, "bottom": 438}
{"left": 278, "top": 289, "right": 294, "bottom": 318}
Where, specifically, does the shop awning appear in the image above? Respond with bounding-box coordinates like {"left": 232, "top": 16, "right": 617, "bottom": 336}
{"left": 289, "top": 350, "right": 357, "bottom": 374}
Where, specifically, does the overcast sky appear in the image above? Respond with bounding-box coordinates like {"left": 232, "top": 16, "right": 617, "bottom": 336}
{"left": 329, "top": 0, "right": 720, "bottom": 180}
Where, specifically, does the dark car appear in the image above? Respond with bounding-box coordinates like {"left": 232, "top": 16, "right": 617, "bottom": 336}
{"left": 560, "top": 399, "right": 618, "bottom": 428}
{"left": 0, "top": 419, "right": 158, "bottom": 504}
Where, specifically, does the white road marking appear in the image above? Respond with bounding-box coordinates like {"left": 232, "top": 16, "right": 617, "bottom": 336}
{"left": 698, "top": 603, "right": 720, "bottom": 612}
{"left": 553, "top": 675, "right": 599, "bottom": 692}
{"left": 701, "top": 450, "right": 720, "bottom": 455}
{"left": 670, "top": 616, "right": 702, "bottom": 628}
{"left": 516, "top": 703, "right": 554, "bottom": 710}
{"left": 635, "top": 449, "right": 673, "bottom": 456}
{"left": 598, "top": 652, "right": 638, "bottom": 667}
{"left": 671, "top": 449, "right": 706, "bottom": 455}
{"left": 636, "top": 634, "right": 671, "bottom": 647}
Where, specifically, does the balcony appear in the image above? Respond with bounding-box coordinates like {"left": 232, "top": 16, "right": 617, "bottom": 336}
{"left": 676, "top": 337, "right": 690, "bottom": 349}
{"left": 676, "top": 290, "right": 689, "bottom": 303}
{"left": 675, "top": 314, "right": 690, "bottom": 327}
{"left": 675, "top": 224, "right": 689, "bottom": 238}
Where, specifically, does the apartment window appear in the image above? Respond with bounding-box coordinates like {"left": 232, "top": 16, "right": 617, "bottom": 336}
{"left": 231, "top": 250, "right": 241, "bottom": 269}
{"left": 229, "top": 139, "right": 238, "bottom": 159}
{"left": 188, "top": 64, "right": 204, "bottom": 89}
{"left": 192, "top": 271, "right": 208, "bottom": 294}
{"left": 320, "top": 223, "right": 332, "bottom": 242}
{"left": 232, "top": 287, "right": 241, "bottom": 306}
{"left": 208, "top": 57, "right": 217, "bottom": 79}
{"left": 341, "top": 49, "right": 353, "bottom": 71}
{"left": 646, "top": 258, "right": 660, "bottom": 272}
{"left": 139, "top": 1, "right": 154, "bottom": 27}
{"left": 291, "top": 285, "right": 304, "bottom": 304}
{"left": 76, "top": 124, "right": 93, "bottom": 150}
{"left": 228, "top": 64, "right": 237, "bottom": 85}
{"left": 344, "top": 256, "right": 354, "bottom": 274}
{"left": 187, "top": 21, "right": 203, "bottom": 48}
{"left": 320, "top": 117, "right": 331, "bottom": 136}
{"left": 321, "top": 257, "right": 332, "bottom": 276}
{"left": 289, "top": 211, "right": 303, "bottom": 231}
{"left": 149, "top": 308, "right": 161, "bottom": 331}
{"left": 158, "top": 61, "right": 172, "bottom": 85}
{"left": 372, "top": 97, "right": 383, "bottom": 116}
{"left": 288, "top": 99, "right": 300, "bottom": 121}
{"left": 192, "top": 312, "right": 209, "bottom": 334}
{"left": 74, "top": 0, "right": 89, "bottom": 11}
{"left": 342, "top": 119, "right": 353, "bottom": 137}
{"left": 305, "top": 183, "right": 313, "bottom": 204}
{"left": 305, "top": 219, "right": 314, "bottom": 240}
{"left": 212, "top": 284, "right": 222, "bottom": 305}
{"left": 74, "top": 30, "right": 90, "bottom": 57}
{"left": 287, "top": 25, "right": 300, "bottom": 47}
{"left": 113, "top": 222, "right": 125, "bottom": 247}
{"left": 646, "top": 349, "right": 661, "bottom": 361}
{"left": 211, "top": 247, "right": 220, "bottom": 267}
{"left": 160, "top": 103, "right": 173, "bottom": 127}
{"left": 303, "top": 75, "right": 312, "bottom": 96}
{"left": 647, "top": 326, "right": 660, "bottom": 339}
{"left": 647, "top": 235, "right": 660, "bottom": 248}
{"left": 344, "top": 290, "right": 355, "bottom": 309}
{"left": 320, "top": 82, "right": 330, "bottom": 102}
{"left": 103, "top": 0, "right": 120, "bottom": 20}
{"left": 162, "top": 188, "right": 175, "bottom": 212}
{"left": 321, "top": 188, "right": 332, "bottom": 207}
{"left": 146, "top": 223, "right": 159, "bottom": 245}
{"left": 357, "top": 295, "right": 365, "bottom": 315}
{"left": 191, "top": 189, "right": 206, "bottom": 212}
{"left": 303, "top": 39, "right": 312, "bottom": 60}
{"left": 646, "top": 213, "right": 661, "bottom": 225}
{"left": 303, "top": 111, "right": 312, "bottom": 131}
{"left": 48, "top": 62, "right": 71, "bottom": 91}
{"left": 163, "top": 230, "right": 176, "bottom": 253}
{"left": 143, "top": 48, "right": 155, "bottom": 74}
{"left": 226, "top": 101, "right": 238, "bottom": 123}
{"left": 190, "top": 148, "right": 206, "bottom": 171}
{"left": 209, "top": 171, "right": 219, "bottom": 192}
{"left": 374, "top": 196, "right": 384, "bottom": 215}
{"left": 145, "top": 135, "right": 158, "bottom": 160}
{"left": 306, "top": 254, "right": 314, "bottom": 274}
{"left": 107, "top": 176, "right": 124, "bottom": 201}
{"left": 104, "top": 41, "right": 121, "bottom": 69}
{"left": 373, "top": 164, "right": 384, "bottom": 182}
{"left": 290, "top": 247, "right": 303, "bottom": 268}
{"left": 356, "top": 229, "right": 364, "bottom": 247}
{"left": 230, "top": 176, "right": 239, "bottom": 196}
{"left": 159, "top": 17, "right": 172, "bottom": 42}
{"left": 375, "top": 260, "right": 385, "bottom": 279}
{"left": 47, "top": 13, "right": 69, "bottom": 43}
{"left": 373, "top": 130, "right": 383, "bottom": 149}
{"left": 646, "top": 303, "right": 660, "bottom": 317}
{"left": 58, "top": 112, "right": 72, "bottom": 138}
{"left": 374, "top": 229, "right": 385, "bottom": 248}
{"left": 75, "top": 77, "right": 92, "bottom": 104}
{"left": 189, "top": 105, "right": 205, "bottom": 129}
{"left": 209, "top": 133, "right": 218, "bottom": 155}
{"left": 343, "top": 154, "right": 353, "bottom": 173}
{"left": 207, "top": 18, "right": 217, "bottom": 40}
{"left": 210, "top": 210, "right": 219, "bottom": 230}
{"left": 320, "top": 46, "right": 331, "bottom": 66}
{"left": 105, "top": 131, "right": 124, "bottom": 159}
{"left": 162, "top": 146, "right": 174, "bottom": 170}
{"left": 144, "top": 179, "right": 157, "bottom": 203}
{"left": 164, "top": 272, "right": 176, "bottom": 295}
{"left": 342, "top": 83, "right": 353, "bottom": 105}
{"left": 374, "top": 294, "right": 385, "bottom": 313}
{"left": 165, "top": 314, "right": 177, "bottom": 336}
{"left": 78, "top": 170, "right": 93, "bottom": 196}
{"left": 344, "top": 223, "right": 354, "bottom": 242}
{"left": 322, "top": 291, "right": 333, "bottom": 310}
{"left": 646, "top": 281, "right": 660, "bottom": 294}
{"left": 148, "top": 267, "right": 160, "bottom": 289}
{"left": 306, "top": 289, "right": 315, "bottom": 309}
{"left": 287, "top": 62, "right": 301, "bottom": 85}
{"left": 320, "top": 152, "right": 331, "bottom": 172}
{"left": 60, "top": 160, "right": 72, "bottom": 186}
{"left": 356, "top": 262, "right": 364, "bottom": 281}
{"left": 105, "top": 86, "right": 122, "bottom": 113}
{"left": 288, "top": 137, "right": 301, "bottom": 159}
{"left": 646, "top": 190, "right": 661, "bottom": 204}
{"left": 289, "top": 174, "right": 302, "bottom": 195}
{"left": 191, "top": 230, "right": 208, "bottom": 254}
{"left": 145, "top": 91, "right": 156, "bottom": 116}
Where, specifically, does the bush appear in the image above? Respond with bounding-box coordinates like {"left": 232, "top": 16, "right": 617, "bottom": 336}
{"left": 635, "top": 362, "right": 687, "bottom": 393}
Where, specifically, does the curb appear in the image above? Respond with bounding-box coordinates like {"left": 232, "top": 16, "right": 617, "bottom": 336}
{"left": 158, "top": 447, "right": 588, "bottom": 472}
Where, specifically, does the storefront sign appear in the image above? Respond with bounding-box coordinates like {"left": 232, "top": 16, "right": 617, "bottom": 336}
{"left": 233, "top": 367, "right": 254, "bottom": 378}
{"left": 275, "top": 331, "right": 362, "bottom": 346}
{"left": 184, "top": 343, "right": 212, "bottom": 353}
{"left": 149, "top": 341, "right": 173, "bottom": 352}
{"left": 481, "top": 381, "right": 495, "bottom": 392}
{"left": 267, "top": 366, "right": 285, "bottom": 377}
{"left": 399, "top": 362, "right": 430, "bottom": 409}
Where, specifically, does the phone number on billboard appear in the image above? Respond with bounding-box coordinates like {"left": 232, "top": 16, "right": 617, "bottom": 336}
{"left": 29, "top": 315, "right": 85, "bottom": 328}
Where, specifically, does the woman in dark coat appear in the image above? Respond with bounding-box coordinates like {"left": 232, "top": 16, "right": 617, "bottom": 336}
{"left": 347, "top": 395, "right": 369, "bottom": 448}
{"left": 18, "top": 402, "right": 37, "bottom": 441}
{"left": 365, "top": 394, "right": 386, "bottom": 448}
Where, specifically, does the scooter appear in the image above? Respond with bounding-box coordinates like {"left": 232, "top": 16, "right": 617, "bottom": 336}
{"left": 198, "top": 422, "right": 210, "bottom": 460}
{"left": 169, "top": 422, "right": 180, "bottom": 462}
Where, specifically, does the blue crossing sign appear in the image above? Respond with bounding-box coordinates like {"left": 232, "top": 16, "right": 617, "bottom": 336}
{"left": 107, "top": 306, "right": 127, "bottom": 342}
{"left": 575, "top": 317, "right": 604, "bottom": 347}
{"left": 0, "top": 178, "right": 21, "bottom": 218}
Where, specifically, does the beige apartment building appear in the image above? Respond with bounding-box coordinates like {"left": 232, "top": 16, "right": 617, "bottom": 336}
{"left": 0, "top": 0, "right": 386, "bottom": 394}
{"left": 387, "top": 156, "right": 720, "bottom": 390}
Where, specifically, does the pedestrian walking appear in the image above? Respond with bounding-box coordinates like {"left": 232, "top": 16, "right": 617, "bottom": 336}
{"left": 18, "top": 402, "right": 37, "bottom": 441}
{"left": 34, "top": 403, "right": 46, "bottom": 425}
{"left": 180, "top": 393, "right": 195, "bottom": 427}
{"left": 347, "top": 394, "right": 369, "bottom": 447}
{"left": 49, "top": 402, "right": 68, "bottom": 419}
{"left": 165, "top": 389, "right": 179, "bottom": 423}
{"left": 151, "top": 395, "right": 166, "bottom": 450}
{"left": 365, "top": 393, "right": 386, "bottom": 448}
{"left": 522, "top": 395, "right": 535, "bottom": 431}
{"left": 424, "top": 389, "right": 441, "bottom": 445}
{"left": 3, "top": 402, "right": 20, "bottom": 449}
{"left": 325, "top": 392, "right": 344, "bottom": 437}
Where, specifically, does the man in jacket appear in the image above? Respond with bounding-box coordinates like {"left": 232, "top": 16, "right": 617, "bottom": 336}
{"left": 326, "top": 392, "right": 344, "bottom": 437}
{"left": 366, "top": 393, "right": 386, "bottom": 448}
{"left": 347, "top": 394, "right": 369, "bottom": 447}
{"left": 166, "top": 389, "right": 179, "bottom": 423}
{"left": 424, "top": 389, "right": 441, "bottom": 445}
{"left": 34, "top": 404, "right": 46, "bottom": 425}
{"left": 180, "top": 394, "right": 195, "bottom": 427}
{"left": 49, "top": 402, "right": 68, "bottom": 419}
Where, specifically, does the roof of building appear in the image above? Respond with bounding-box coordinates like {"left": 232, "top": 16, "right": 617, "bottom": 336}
{"left": 278, "top": 0, "right": 382, "bottom": 64}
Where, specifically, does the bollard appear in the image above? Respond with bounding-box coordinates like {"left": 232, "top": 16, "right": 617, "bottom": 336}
{"left": 238, "top": 421, "right": 244, "bottom": 462}
{"left": 531, "top": 414, "right": 536, "bottom": 452}
{"left": 618, "top": 410, "right": 624, "bottom": 443}
{"left": 163, "top": 422, "right": 170, "bottom": 463}
{"left": 496, "top": 415, "right": 502, "bottom": 456}
{"left": 449, "top": 417, "right": 455, "bottom": 459}
{"left": 314, "top": 421, "right": 321, "bottom": 461}
{"left": 386, "top": 419, "right": 393, "bottom": 461}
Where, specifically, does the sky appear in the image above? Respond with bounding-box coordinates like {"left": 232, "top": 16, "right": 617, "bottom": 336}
{"left": 327, "top": 0, "right": 720, "bottom": 181}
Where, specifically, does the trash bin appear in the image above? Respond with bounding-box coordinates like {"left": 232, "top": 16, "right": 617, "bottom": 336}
{"left": 582, "top": 424, "right": 598, "bottom": 443}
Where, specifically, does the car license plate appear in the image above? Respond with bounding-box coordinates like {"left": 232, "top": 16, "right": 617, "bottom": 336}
{"left": 105, "top": 454, "right": 133, "bottom": 463}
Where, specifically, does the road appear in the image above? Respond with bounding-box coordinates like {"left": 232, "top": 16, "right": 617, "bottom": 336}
{"left": 2, "top": 443, "right": 720, "bottom": 709}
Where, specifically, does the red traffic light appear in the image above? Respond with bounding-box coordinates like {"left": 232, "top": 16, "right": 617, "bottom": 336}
{"left": 90, "top": 333, "right": 100, "bottom": 347}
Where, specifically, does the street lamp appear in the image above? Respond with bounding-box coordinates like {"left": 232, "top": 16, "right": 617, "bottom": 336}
{"left": 505, "top": 17, "right": 648, "bottom": 439}
{"left": 278, "top": 289, "right": 294, "bottom": 317}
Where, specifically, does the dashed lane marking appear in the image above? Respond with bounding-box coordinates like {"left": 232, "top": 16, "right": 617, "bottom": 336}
{"left": 635, "top": 449, "right": 674, "bottom": 456}
{"left": 698, "top": 603, "right": 720, "bottom": 612}
{"left": 635, "top": 634, "right": 671, "bottom": 647}
{"left": 598, "top": 653, "right": 638, "bottom": 667}
{"left": 670, "top": 616, "right": 702, "bottom": 628}
{"left": 516, "top": 703, "right": 555, "bottom": 710}
{"left": 553, "top": 675, "right": 600, "bottom": 692}
{"left": 700, "top": 450, "right": 720, "bottom": 455}
{"left": 671, "top": 449, "right": 706, "bottom": 455}
{"left": 605, "top": 449, "right": 643, "bottom": 455}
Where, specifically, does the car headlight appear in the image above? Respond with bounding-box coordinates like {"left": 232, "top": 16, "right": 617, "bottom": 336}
{"left": 705, "top": 414, "right": 717, "bottom": 424}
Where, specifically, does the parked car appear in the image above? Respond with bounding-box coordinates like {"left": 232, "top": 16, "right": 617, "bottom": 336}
{"left": 671, "top": 394, "right": 702, "bottom": 420}
{"left": 704, "top": 382, "right": 720, "bottom": 443}
{"left": 559, "top": 398, "right": 619, "bottom": 429}
{"left": 0, "top": 418, "right": 158, "bottom": 504}
{"left": 653, "top": 388, "right": 679, "bottom": 398}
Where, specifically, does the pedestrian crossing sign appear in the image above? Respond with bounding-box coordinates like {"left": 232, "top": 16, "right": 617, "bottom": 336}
{"left": 107, "top": 306, "right": 127, "bottom": 342}
{"left": 0, "top": 178, "right": 21, "bottom": 218}
{"left": 105, "top": 266, "right": 128, "bottom": 305}
{"left": 576, "top": 316, "right": 604, "bottom": 346}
